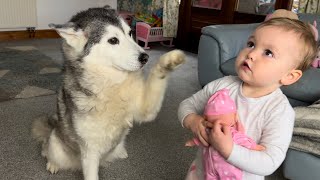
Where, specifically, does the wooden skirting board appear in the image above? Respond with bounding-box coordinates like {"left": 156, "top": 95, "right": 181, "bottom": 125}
{"left": 0, "top": 30, "right": 60, "bottom": 41}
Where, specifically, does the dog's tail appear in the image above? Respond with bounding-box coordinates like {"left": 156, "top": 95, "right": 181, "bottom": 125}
{"left": 31, "top": 115, "right": 55, "bottom": 143}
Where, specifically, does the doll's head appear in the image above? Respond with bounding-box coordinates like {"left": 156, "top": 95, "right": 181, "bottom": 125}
{"left": 204, "top": 89, "right": 237, "bottom": 126}
{"left": 309, "top": 21, "right": 320, "bottom": 68}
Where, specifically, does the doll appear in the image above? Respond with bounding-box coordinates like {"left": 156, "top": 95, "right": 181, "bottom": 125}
{"left": 185, "top": 88, "right": 265, "bottom": 180}
{"left": 310, "top": 21, "right": 320, "bottom": 68}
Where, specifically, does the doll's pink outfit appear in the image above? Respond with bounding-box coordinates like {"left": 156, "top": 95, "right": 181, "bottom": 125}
{"left": 202, "top": 127, "right": 259, "bottom": 180}
{"left": 186, "top": 89, "right": 260, "bottom": 180}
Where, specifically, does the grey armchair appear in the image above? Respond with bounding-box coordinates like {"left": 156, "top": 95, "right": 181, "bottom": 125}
{"left": 197, "top": 14, "right": 320, "bottom": 180}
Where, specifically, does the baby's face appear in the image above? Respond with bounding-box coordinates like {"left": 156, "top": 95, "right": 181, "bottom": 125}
{"left": 235, "top": 26, "right": 302, "bottom": 90}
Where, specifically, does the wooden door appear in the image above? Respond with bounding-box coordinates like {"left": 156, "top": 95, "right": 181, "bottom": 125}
{"left": 176, "top": 0, "right": 238, "bottom": 52}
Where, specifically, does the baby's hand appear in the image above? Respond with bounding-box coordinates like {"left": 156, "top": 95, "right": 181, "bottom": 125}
{"left": 183, "top": 114, "right": 209, "bottom": 146}
{"left": 185, "top": 138, "right": 200, "bottom": 147}
{"left": 253, "top": 144, "right": 266, "bottom": 151}
{"left": 202, "top": 115, "right": 224, "bottom": 128}
{"left": 208, "top": 120, "right": 234, "bottom": 159}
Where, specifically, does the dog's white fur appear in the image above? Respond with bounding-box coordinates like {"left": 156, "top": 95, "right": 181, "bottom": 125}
{"left": 33, "top": 13, "right": 185, "bottom": 180}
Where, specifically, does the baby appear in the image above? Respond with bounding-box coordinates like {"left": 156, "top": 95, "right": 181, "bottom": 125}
{"left": 185, "top": 88, "right": 265, "bottom": 180}
{"left": 179, "top": 18, "right": 317, "bottom": 180}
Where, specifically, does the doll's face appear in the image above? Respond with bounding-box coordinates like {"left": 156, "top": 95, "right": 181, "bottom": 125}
{"left": 205, "top": 113, "right": 237, "bottom": 126}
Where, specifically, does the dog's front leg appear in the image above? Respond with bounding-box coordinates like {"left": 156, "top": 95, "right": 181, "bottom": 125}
{"left": 81, "top": 148, "right": 100, "bottom": 180}
{"left": 135, "top": 50, "right": 185, "bottom": 122}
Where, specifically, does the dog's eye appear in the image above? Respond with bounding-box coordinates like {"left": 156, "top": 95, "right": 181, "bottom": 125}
{"left": 129, "top": 30, "right": 133, "bottom": 37}
{"left": 108, "top": 37, "right": 119, "bottom": 45}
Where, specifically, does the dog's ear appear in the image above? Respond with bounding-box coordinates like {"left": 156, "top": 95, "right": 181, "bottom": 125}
{"left": 103, "top": 5, "right": 112, "bottom": 9}
{"left": 103, "top": 5, "right": 117, "bottom": 15}
{"left": 49, "top": 22, "right": 87, "bottom": 51}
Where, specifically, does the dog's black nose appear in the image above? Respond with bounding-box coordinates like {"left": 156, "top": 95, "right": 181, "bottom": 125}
{"left": 138, "top": 53, "right": 149, "bottom": 65}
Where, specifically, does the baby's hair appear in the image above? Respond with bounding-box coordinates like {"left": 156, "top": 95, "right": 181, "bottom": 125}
{"left": 258, "top": 18, "right": 317, "bottom": 71}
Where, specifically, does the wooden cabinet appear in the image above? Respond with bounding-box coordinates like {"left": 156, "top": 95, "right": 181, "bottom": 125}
{"left": 176, "top": 0, "right": 238, "bottom": 52}
{"left": 176, "top": 0, "right": 292, "bottom": 53}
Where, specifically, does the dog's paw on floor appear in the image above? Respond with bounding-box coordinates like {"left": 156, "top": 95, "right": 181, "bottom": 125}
{"left": 46, "top": 162, "right": 59, "bottom": 174}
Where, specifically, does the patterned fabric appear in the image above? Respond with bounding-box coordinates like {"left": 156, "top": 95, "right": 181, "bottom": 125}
{"left": 117, "top": 0, "right": 153, "bottom": 14}
{"left": 203, "top": 146, "right": 242, "bottom": 180}
{"left": 203, "top": 127, "right": 258, "bottom": 180}
{"left": 186, "top": 161, "right": 199, "bottom": 180}
{"left": 187, "top": 127, "right": 259, "bottom": 180}
{"left": 118, "top": 0, "right": 180, "bottom": 38}
{"left": 163, "top": 0, "right": 180, "bottom": 37}
{"left": 152, "top": 0, "right": 164, "bottom": 10}
{"left": 299, "top": 0, "right": 320, "bottom": 14}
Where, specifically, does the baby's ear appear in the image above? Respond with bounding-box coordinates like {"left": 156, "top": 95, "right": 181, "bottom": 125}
{"left": 280, "top": 69, "right": 302, "bottom": 86}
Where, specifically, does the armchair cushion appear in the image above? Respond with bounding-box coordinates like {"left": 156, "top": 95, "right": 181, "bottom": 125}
{"left": 283, "top": 149, "right": 320, "bottom": 180}
{"left": 220, "top": 58, "right": 237, "bottom": 76}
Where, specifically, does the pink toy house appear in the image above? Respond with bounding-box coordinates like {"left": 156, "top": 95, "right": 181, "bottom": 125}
{"left": 135, "top": 22, "right": 174, "bottom": 49}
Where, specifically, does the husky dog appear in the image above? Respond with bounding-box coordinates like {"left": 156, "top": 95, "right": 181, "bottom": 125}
{"left": 31, "top": 5, "right": 185, "bottom": 180}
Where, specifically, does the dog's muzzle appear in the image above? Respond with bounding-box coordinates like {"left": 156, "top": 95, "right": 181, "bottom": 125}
{"left": 138, "top": 53, "right": 149, "bottom": 65}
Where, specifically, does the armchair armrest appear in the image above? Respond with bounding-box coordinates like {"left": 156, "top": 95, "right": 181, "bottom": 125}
{"left": 198, "top": 23, "right": 259, "bottom": 86}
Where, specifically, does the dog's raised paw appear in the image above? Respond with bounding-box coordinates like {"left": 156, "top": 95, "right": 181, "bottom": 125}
{"left": 46, "top": 162, "right": 59, "bottom": 174}
{"left": 159, "top": 50, "right": 186, "bottom": 71}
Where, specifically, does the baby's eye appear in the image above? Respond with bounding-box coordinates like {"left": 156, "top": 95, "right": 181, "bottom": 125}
{"left": 264, "top": 49, "right": 274, "bottom": 58}
{"left": 247, "top": 41, "right": 254, "bottom": 48}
